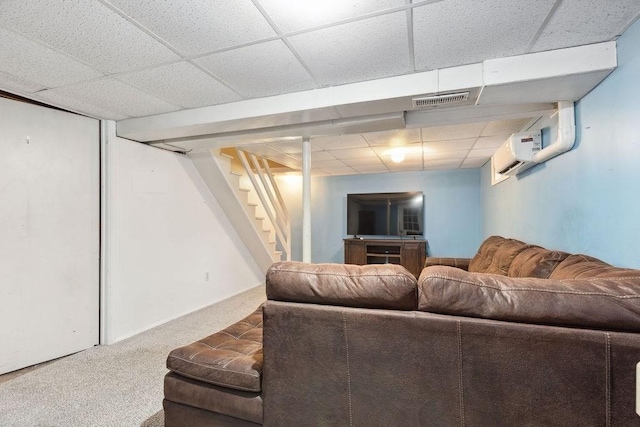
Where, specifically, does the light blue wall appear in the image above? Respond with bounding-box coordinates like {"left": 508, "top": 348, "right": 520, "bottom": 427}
{"left": 281, "top": 169, "right": 482, "bottom": 263}
{"left": 481, "top": 17, "right": 640, "bottom": 268}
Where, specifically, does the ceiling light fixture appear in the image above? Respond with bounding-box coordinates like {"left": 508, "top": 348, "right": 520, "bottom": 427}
{"left": 390, "top": 148, "right": 405, "bottom": 163}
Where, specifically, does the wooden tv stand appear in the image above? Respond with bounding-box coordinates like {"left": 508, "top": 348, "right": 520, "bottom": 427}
{"left": 344, "top": 238, "right": 426, "bottom": 278}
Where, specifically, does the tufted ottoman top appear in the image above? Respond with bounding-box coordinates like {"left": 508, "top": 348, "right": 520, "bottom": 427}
{"left": 166, "top": 305, "right": 263, "bottom": 392}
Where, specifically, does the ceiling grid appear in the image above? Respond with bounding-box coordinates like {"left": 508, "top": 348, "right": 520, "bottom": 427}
{"left": 0, "top": 0, "right": 637, "bottom": 175}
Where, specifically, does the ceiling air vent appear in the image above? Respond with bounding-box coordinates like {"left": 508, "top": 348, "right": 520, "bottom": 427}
{"left": 412, "top": 92, "right": 470, "bottom": 108}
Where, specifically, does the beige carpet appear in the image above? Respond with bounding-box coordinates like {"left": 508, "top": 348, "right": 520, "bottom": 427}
{"left": 0, "top": 285, "right": 266, "bottom": 427}
{"left": 140, "top": 410, "right": 164, "bottom": 427}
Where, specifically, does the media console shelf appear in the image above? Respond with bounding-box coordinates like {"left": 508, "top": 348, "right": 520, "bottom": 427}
{"left": 344, "top": 238, "right": 426, "bottom": 278}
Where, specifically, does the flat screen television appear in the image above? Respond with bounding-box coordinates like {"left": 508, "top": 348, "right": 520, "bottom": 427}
{"left": 347, "top": 192, "right": 424, "bottom": 237}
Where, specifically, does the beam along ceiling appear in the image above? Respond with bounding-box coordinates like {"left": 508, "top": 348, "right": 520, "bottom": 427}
{"left": 1, "top": 1, "right": 639, "bottom": 175}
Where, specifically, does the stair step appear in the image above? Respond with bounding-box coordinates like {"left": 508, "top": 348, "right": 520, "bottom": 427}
{"left": 230, "top": 170, "right": 242, "bottom": 176}
{"left": 220, "top": 152, "right": 235, "bottom": 160}
{"left": 248, "top": 203, "right": 258, "bottom": 207}
{"left": 239, "top": 187, "right": 251, "bottom": 192}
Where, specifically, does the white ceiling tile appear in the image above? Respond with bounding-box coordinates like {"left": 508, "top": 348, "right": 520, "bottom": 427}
{"left": 288, "top": 12, "right": 411, "bottom": 86}
{"left": 413, "top": 0, "right": 556, "bottom": 70}
{"left": 0, "top": 28, "right": 102, "bottom": 88}
{"left": 257, "top": 0, "right": 405, "bottom": 33}
{"left": 421, "top": 122, "right": 487, "bottom": 141}
{"left": 330, "top": 147, "right": 378, "bottom": 160}
{"left": 352, "top": 165, "right": 389, "bottom": 174}
{"left": 424, "top": 150, "right": 468, "bottom": 161}
{"left": 321, "top": 166, "right": 358, "bottom": 175}
{"left": 311, "top": 134, "right": 369, "bottom": 150}
{"left": 33, "top": 90, "right": 129, "bottom": 120}
{"left": 267, "top": 140, "right": 322, "bottom": 154}
{"left": 311, "top": 159, "right": 346, "bottom": 168}
{"left": 0, "top": 70, "right": 46, "bottom": 94}
{"left": 291, "top": 151, "right": 336, "bottom": 161}
{"left": 481, "top": 118, "right": 531, "bottom": 136}
{"left": 266, "top": 154, "right": 300, "bottom": 168}
{"left": 38, "top": 78, "right": 180, "bottom": 118}
{"left": 0, "top": 0, "right": 179, "bottom": 73}
{"left": 386, "top": 162, "right": 423, "bottom": 171}
{"left": 363, "top": 128, "right": 421, "bottom": 146}
{"left": 467, "top": 148, "right": 498, "bottom": 158}
{"left": 473, "top": 135, "right": 508, "bottom": 149}
{"left": 423, "top": 138, "right": 476, "bottom": 152}
{"left": 106, "top": 0, "right": 276, "bottom": 55}
{"left": 461, "top": 158, "right": 489, "bottom": 168}
{"left": 118, "top": 62, "right": 241, "bottom": 109}
{"left": 341, "top": 157, "right": 384, "bottom": 166}
{"left": 196, "top": 40, "right": 317, "bottom": 98}
{"left": 238, "top": 144, "right": 285, "bottom": 157}
{"left": 424, "top": 159, "right": 463, "bottom": 170}
{"left": 532, "top": 0, "right": 640, "bottom": 52}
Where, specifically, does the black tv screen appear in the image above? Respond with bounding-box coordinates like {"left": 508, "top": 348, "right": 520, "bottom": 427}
{"left": 347, "top": 192, "right": 424, "bottom": 237}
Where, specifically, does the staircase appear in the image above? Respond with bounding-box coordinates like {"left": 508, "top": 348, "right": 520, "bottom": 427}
{"left": 188, "top": 149, "right": 290, "bottom": 274}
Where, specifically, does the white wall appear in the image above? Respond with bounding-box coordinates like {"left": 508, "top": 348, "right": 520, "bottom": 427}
{"left": 0, "top": 98, "right": 99, "bottom": 374}
{"left": 104, "top": 129, "right": 263, "bottom": 343}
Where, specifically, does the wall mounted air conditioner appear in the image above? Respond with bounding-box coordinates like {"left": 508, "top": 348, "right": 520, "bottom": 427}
{"left": 493, "top": 132, "right": 542, "bottom": 176}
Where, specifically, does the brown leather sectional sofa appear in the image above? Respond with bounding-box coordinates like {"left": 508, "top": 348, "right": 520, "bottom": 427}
{"left": 164, "top": 236, "right": 640, "bottom": 426}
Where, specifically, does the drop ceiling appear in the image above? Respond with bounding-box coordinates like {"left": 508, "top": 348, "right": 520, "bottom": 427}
{"left": 231, "top": 118, "right": 533, "bottom": 176}
{"left": 1, "top": 0, "right": 639, "bottom": 175}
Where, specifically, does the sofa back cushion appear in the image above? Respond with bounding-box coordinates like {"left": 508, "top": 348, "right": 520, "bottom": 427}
{"left": 266, "top": 261, "right": 418, "bottom": 310}
{"left": 418, "top": 265, "right": 640, "bottom": 332}
{"left": 508, "top": 247, "right": 570, "bottom": 278}
{"left": 468, "top": 236, "right": 531, "bottom": 275}
{"left": 549, "top": 254, "right": 639, "bottom": 279}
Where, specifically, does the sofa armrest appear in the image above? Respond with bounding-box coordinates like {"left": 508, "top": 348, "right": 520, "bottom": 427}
{"left": 266, "top": 261, "right": 417, "bottom": 310}
{"left": 418, "top": 266, "right": 640, "bottom": 332}
{"left": 424, "top": 257, "right": 471, "bottom": 270}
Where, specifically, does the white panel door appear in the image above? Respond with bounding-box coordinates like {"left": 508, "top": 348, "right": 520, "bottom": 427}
{"left": 0, "top": 98, "right": 99, "bottom": 375}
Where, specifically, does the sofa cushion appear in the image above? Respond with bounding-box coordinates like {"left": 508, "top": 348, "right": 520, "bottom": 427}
{"left": 424, "top": 257, "right": 471, "bottom": 271}
{"left": 468, "top": 236, "right": 531, "bottom": 275}
{"left": 266, "top": 261, "right": 417, "bottom": 310}
{"left": 166, "top": 306, "right": 263, "bottom": 392}
{"left": 418, "top": 266, "right": 640, "bottom": 332}
{"left": 508, "top": 247, "right": 570, "bottom": 278}
{"left": 549, "top": 254, "right": 639, "bottom": 279}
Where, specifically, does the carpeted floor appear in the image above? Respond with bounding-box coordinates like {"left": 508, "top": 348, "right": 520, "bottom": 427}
{"left": 140, "top": 410, "right": 164, "bottom": 427}
{"left": 0, "top": 285, "right": 266, "bottom": 427}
